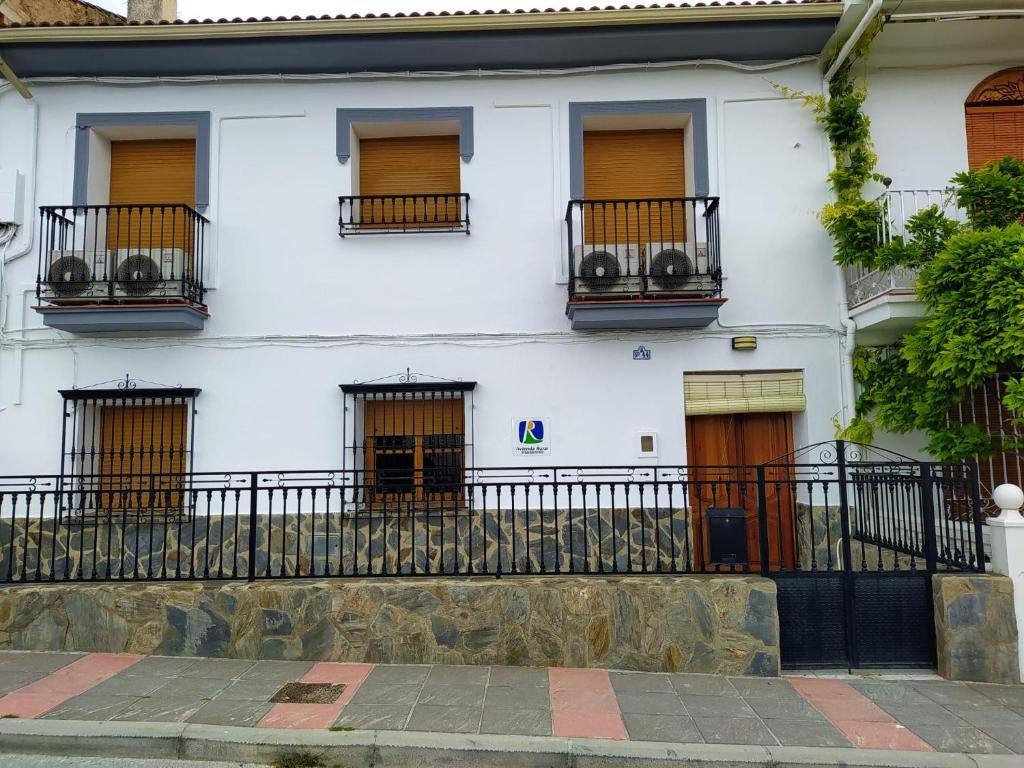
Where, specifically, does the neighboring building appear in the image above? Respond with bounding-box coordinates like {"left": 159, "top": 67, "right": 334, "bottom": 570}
{"left": 0, "top": 0, "right": 122, "bottom": 27}
{"left": 0, "top": 0, "right": 1019, "bottom": 544}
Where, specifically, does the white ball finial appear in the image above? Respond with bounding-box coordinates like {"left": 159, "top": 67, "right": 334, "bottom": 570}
{"left": 992, "top": 484, "right": 1024, "bottom": 523}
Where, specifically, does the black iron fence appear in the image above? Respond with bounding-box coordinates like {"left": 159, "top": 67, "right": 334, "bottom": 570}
{"left": 0, "top": 447, "right": 985, "bottom": 584}
{"left": 37, "top": 204, "right": 207, "bottom": 306}
{"left": 565, "top": 196, "right": 721, "bottom": 301}
{"left": 338, "top": 193, "right": 470, "bottom": 236}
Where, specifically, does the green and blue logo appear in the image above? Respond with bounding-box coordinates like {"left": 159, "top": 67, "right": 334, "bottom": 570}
{"left": 518, "top": 419, "right": 545, "bottom": 445}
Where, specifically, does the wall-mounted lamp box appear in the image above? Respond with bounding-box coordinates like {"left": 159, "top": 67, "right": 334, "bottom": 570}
{"left": 637, "top": 432, "right": 658, "bottom": 459}
{"left": 0, "top": 169, "right": 25, "bottom": 225}
{"left": 732, "top": 336, "right": 757, "bottom": 351}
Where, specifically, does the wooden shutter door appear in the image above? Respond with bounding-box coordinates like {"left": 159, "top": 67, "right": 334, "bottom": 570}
{"left": 107, "top": 139, "right": 197, "bottom": 252}
{"left": 966, "top": 106, "right": 1024, "bottom": 168}
{"left": 582, "top": 129, "right": 685, "bottom": 244}
{"left": 359, "top": 135, "right": 461, "bottom": 225}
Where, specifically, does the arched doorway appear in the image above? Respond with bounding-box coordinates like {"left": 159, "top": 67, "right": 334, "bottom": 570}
{"left": 965, "top": 68, "right": 1024, "bottom": 168}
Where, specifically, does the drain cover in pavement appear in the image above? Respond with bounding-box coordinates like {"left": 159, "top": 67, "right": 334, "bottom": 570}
{"left": 270, "top": 682, "right": 347, "bottom": 704}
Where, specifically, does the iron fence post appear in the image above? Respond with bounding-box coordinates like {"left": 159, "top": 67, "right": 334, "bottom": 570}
{"left": 968, "top": 460, "right": 986, "bottom": 572}
{"left": 919, "top": 463, "right": 938, "bottom": 573}
{"left": 756, "top": 466, "right": 770, "bottom": 577}
{"left": 834, "top": 440, "right": 858, "bottom": 670}
{"left": 248, "top": 472, "right": 258, "bottom": 583}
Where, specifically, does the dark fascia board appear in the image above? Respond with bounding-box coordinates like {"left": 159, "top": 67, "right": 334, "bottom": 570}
{"left": 1, "top": 20, "right": 837, "bottom": 78}
{"left": 569, "top": 99, "right": 709, "bottom": 198}
{"left": 336, "top": 107, "right": 473, "bottom": 163}
{"left": 59, "top": 387, "right": 201, "bottom": 401}
{"left": 340, "top": 382, "right": 477, "bottom": 394}
{"left": 73, "top": 111, "right": 212, "bottom": 209}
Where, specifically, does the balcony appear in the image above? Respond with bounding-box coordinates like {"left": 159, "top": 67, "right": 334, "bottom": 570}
{"left": 34, "top": 204, "right": 208, "bottom": 333}
{"left": 338, "top": 193, "right": 470, "bottom": 236}
{"left": 564, "top": 197, "right": 724, "bottom": 330}
{"left": 846, "top": 189, "right": 963, "bottom": 344}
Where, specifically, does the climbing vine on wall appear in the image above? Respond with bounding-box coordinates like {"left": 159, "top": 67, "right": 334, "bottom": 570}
{"left": 788, "top": 33, "right": 1024, "bottom": 459}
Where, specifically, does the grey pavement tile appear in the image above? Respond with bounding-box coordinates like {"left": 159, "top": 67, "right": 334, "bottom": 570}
{"left": 112, "top": 696, "right": 207, "bottom": 723}
{"left": 880, "top": 703, "right": 968, "bottom": 727}
{"left": 955, "top": 706, "right": 1024, "bottom": 729}
{"left": 622, "top": 713, "right": 702, "bottom": 743}
{"left": 85, "top": 674, "right": 169, "bottom": 697}
{"left": 487, "top": 667, "right": 548, "bottom": 688}
{"left": 42, "top": 694, "right": 140, "bottom": 722}
{"left": 609, "top": 672, "right": 675, "bottom": 693}
{"left": 693, "top": 716, "right": 778, "bottom": 746}
{"left": 912, "top": 682, "right": 998, "bottom": 709}
{"left": 238, "top": 660, "right": 314, "bottom": 683}
{"left": 213, "top": 679, "right": 286, "bottom": 702}
{"left": 425, "top": 665, "right": 489, "bottom": 686}
{"left": 763, "top": 718, "right": 851, "bottom": 748}
{"left": 0, "top": 675, "right": 47, "bottom": 694}
{"left": 970, "top": 684, "right": 1024, "bottom": 710}
{"left": 680, "top": 694, "right": 755, "bottom": 718}
{"left": 149, "top": 676, "right": 232, "bottom": 700}
{"left": 974, "top": 725, "right": 1024, "bottom": 754}
{"left": 669, "top": 675, "right": 737, "bottom": 697}
{"left": 178, "top": 658, "right": 255, "bottom": 680}
{"left": 480, "top": 707, "right": 551, "bottom": 736}
{"left": 186, "top": 698, "right": 273, "bottom": 727}
{"left": 406, "top": 704, "right": 481, "bottom": 734}
{"left": 743, "top": 696, "right": 826, "bottom": 721}
{"left": 351, "top": 683, "right": 423, "bottom": 706}
{"left": 363, "top": 665, "right": 430, "bottom": 685}
{"left": 0, "top": 652, "right": 81, "bottom": 674}
{"left": 729, "top": 677, "right": 801, "bottom": 699}
{"left": 121, "top": 656, "right": 199, "bottom": 677}
{"left": 615, "top": 691, "right": 686, "bottom": 716}
{"left": 418, "top": 683, "right": 486, "bottom": 707}
{"left": 849, "top": 681, "right": 935, "bottom": 707}
{"left": 910, "top": 724, "right": 1014, "bottom": 755}
{"left": 333, "top": 704, "right": 412, "bottom": 731}
{"left": 483, "top": 685, "right": 550, "bottom": 709}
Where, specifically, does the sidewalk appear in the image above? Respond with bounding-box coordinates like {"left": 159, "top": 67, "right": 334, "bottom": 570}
{"left": 0, "top": 651, "right": 1022, "bottom": 765}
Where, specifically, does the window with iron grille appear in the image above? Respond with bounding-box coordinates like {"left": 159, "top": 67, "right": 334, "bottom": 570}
{"left": 59, "top": 385, "right": 200, "bottom": 520}
{"left": 340, "top": 379, "right": 475, "bottom": 507}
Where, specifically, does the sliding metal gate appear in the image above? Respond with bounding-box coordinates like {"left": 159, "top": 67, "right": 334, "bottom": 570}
{"left": 763, "top": 441, "right": 986, "bottom": 670}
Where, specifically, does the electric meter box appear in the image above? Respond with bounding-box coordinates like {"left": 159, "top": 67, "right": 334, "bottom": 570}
{"left": 0, "top": 169, "right": 25, "bottom": 225}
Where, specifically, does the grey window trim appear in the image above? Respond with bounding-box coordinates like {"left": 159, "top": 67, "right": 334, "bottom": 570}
{"left": 335, "top": 107, "right": 474, "bottom": 163}
{"left": 568, "top": 100, "right": 709, "bottom": 198}
{"left": 73, "top": 111, "right": 212, "bottom": 209}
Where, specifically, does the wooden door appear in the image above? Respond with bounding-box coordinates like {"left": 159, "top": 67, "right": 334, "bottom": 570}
{"left": 686, "top": 412, "right": 796, "bottom": 570}
{"left": 582, "top": 129, "right": 685, "bottom": 244}
{"left": 107, "top": 139, "right": 196, "bottom": 252}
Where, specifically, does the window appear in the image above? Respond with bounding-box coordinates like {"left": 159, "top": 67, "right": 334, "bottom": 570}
{"left": 341, "top": 380, "right": 475, "bottom": 507}
{"left": 59, "top": 385, "right": 199, "bottom": 519}
{"left": 965, "top": 68, "right": 1024, "bottom": 169}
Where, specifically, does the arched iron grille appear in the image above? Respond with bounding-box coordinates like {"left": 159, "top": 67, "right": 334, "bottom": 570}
{"left": 58, "top": 387, "right": 200, "bottom": 521}
{"left": 340, "top": 381, "right": 476, "bottom": 509}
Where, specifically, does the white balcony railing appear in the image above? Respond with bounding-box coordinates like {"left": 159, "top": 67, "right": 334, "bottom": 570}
{"left": 845, "top": 188, "right": 965, "bottom": 309}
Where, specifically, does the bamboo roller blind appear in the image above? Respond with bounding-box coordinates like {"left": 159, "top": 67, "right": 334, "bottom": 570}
{"left": 684, "top": 372, "right": 807, "bottom": 416}
{"left": 583, "top": 129, "right": 686, "bottom": 245}
{"left": 966, "top": 106, "right": 1024, "bottom": 169}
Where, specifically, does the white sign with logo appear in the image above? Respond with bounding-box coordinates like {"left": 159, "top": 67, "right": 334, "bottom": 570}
{"left": 513, "top": 417, "right": 551, "bottom": 456}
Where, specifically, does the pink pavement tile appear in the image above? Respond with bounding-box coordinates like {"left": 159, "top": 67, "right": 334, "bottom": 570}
{"left": 835, "top": 721, "right": 933, "bottom": 752}
{"left": 811, "top": 696, "right": 895, "bottom": 724}
{"left": 786, "top": 676, "right": 864, "bottom": 700}
{"left": 258, "top": 662, "right": 374, "bottom": 730}
{"left": 552, "top": 710, "right": 628, "bottom": 740}
{"left": 0, "top": 653, "right": 143, "bottom": 719}
{"left": 550, "top": 686, "right": 620, "bottom": 713}
{"left": 549, "top": 668, "right": 611, "bottom": 690}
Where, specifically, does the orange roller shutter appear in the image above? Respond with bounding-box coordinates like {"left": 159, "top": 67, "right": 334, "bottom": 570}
{"left": 966, "top": 105, "right": 1024, "bottom": 169}
{"left": 358, "top": 135, "right": 461, "bottom": 225}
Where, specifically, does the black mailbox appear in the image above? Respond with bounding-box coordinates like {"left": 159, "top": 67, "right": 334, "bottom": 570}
{"left": 707, "top": 508, "right": 748, "bottom": 566}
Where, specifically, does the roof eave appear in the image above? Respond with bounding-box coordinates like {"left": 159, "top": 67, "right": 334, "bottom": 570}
{"left": 0, "top": 4, "right": 844, "bottom": 44}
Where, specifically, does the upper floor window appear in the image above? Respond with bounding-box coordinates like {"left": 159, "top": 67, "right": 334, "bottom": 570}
{"left": 965, "top": 68, "right": 1024, "bottom": 169}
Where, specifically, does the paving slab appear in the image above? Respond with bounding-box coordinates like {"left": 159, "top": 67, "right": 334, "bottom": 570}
{"left": 669, "top": 674, "right": 737, "bottom": 697}
{"left": 150, "top": 677, "right": 232, "bottom": 701}
{"left": 479, "top": 707, "right": 551, "bottom": 736}
{"left": 728, "top": 677, "right": 803, "bottom": 699}
{"left": 609, "top": 672, "right": 675, "bottom": 693}
{"left": 614, "top": 691, "right": 687, "bottom": 716}
{"left": 487, "top": 666, "right": 548, "bottom": 688}
{"left": 417, "top": 683, "right": 486, "bottom": 707}
{"left": 483, "top": 684, "right": 550, "bottom": 709}
{"left": 762, "top": 718, "right": 851, "bottom": 748}
{"left": 424, "top": 665, "right": 489, "bottom": 686}
{"left": 177, "top": 659, "right": 255, "bottom": 680}
{"left": 622, "top": 713, "right": 702, "bottom": 743}
{"left": 213, "top": 679, "right": 284, "bottom": 702}
{"left": 111, "top": 697, "right": 207, "bottom": 723}
{"left": 910, "top": 724, "right": 1015, "bottom": 755}
{"left": 971, "top": 683, "right": 1024, "bottom": 709}
{"left": 406, "top": 704, "right": 481, "bottom": 733}
{"left": 332, "top": 703, "right": 412, "bottom": 731}
{"left": 186, "top": 699, "right": 273, "bottom": 728}
{"left": 350, "top": 682, "right": 422, "bottom": 706}
{"left": 693, "top": 716, "right": 778, "bottom": 746}
{"left": 912, "top": 682, "right": 1000, "bottom": 709}
{"left": 743, "top": 696, "right": 826, "bottom": 721}
{"left": 237, "top": 660, "right": 314, "bottom": 683}
{"left": 41, "top": 694, "right": 141, "bottom": 722}
{"left": 681, "top": 693, "right": 756, "bottom": 718}
{"left": 361, "top": 664, "right": 430, "bottom": 685}
{"left": 120, "top": 657, "right": 199, "bottom": 678}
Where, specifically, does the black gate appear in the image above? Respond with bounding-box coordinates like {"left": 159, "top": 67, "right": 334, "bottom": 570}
{"left": 762, "top": 441, "right": 986, "bottom": 670}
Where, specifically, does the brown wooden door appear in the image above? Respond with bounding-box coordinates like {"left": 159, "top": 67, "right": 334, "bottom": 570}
{"left": 686, "top": 412, "right": 796, "bottom": 570}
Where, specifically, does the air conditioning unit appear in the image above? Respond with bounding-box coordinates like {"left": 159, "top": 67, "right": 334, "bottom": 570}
{"left": 110, "top": 248, "right": 190, "bottom": 300}
{"left": 646, "top": 242, "right": 709, "bottom": 291}
{"left": 44, "top": 250, "right": 106, "bottom": 303}
{"left": 572, "top": 244, "right": 642, "bottom": 294}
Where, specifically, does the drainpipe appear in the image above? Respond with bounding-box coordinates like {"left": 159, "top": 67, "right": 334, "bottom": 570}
{"left": 824, "top": 0, "right": 884, "bottom": 86}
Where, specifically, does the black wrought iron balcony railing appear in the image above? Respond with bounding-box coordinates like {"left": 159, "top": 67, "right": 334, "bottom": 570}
{"left": 36, "top": 204, "right": 208, "bottom": 306}
{"left": 339, "top": 193, "right": 470, "bottom": 236}
{"left": 565, "top": 197, "right": 721, "bottom": 301}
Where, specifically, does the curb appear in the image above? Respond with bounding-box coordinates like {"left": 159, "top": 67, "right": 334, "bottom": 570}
{"left": 0, "top": 719, "right": 1019, "bottom": 768}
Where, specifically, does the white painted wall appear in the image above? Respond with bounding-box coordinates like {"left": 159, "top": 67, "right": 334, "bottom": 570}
{"left": 0, "top": 61, "right": 850, "bottom": 474}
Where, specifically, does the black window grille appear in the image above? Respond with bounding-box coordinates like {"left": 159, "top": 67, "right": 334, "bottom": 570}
{"left": 58, "top": 385, "right": 200, "bottom": 521}
{"left": 340, "top": 379, "right": 475, "bottom": 508}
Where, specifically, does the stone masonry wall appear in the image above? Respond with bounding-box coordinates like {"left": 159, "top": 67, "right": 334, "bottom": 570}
{"left": 0, "top": 576, "right": 780, "bottom": 675}
{"left": 933, "top": 574, "right": 1020, "bottom": 684}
